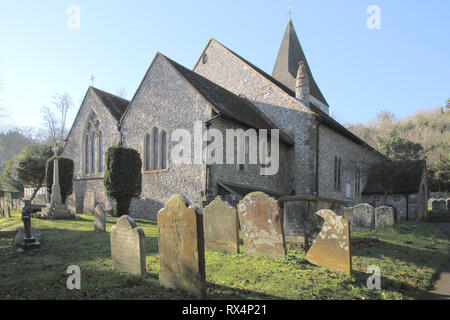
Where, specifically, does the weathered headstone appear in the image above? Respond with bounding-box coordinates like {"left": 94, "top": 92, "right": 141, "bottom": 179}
{"left": 343, "top": 206, "right": 353, "bottom": 222}
{"left": 237, "top": 192, "right": 286, "bottom": 258}
{"left": 432, "top": 199, "right": 446, "bottom": 212}
{"left": 83, "top": 191, "right": 96, "bottom": 214}
{"left": 203, "top": 196, "right": 239, "bottom": 254}
{"left": 351, "top": 203, "right": 375, "bottom": 231}
{"left": 158, "top": 194, "right": 206, "bottom": 299}
{"left": 305, "top": 209, "right": 351, "bottom": 274}
{"left": 375, "top": 206, "right": 395, "bottom": 232}
{"left": 110, "top": 215, "right": 145, "bottom": 277}
{"left": 67, "top": 192, "right": 77, "bottom": 214}
{"left": 94, "top": 204, "right": 106, "bottom": 232}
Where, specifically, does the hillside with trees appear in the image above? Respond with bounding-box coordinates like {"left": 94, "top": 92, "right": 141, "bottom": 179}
{"left": 347, "top": 100, "right": 450, "bottom": 192}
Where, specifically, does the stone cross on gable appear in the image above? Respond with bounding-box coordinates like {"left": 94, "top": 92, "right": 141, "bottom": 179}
{"left": 90, "top": 74, "right": 95, "bottom": 86}
{"left": 288, "top": 5, "right": 293, "bottom": 19}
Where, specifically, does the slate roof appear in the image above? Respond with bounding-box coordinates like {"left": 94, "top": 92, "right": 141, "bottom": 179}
{"left": 204, "top": 39, "right": 382, "bottom": 155}
{"left": 161, "top": 54, "right": 294, "bottom": 146}
{"left": 272, "top": 19, "right": 328, "bottom": 106}
{"left": 362, "top": 160, "right": 426, "bottom": 195}
{"left": 91, "top": 87, "right": 130, "bottom": 122}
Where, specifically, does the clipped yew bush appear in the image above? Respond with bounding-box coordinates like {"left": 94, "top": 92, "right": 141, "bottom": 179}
{"left": 104, "top": 146, "right": 142, "bottom": 217}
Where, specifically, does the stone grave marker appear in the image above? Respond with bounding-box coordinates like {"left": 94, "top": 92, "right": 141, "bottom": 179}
{"left": 94, "top": 204, "right": 106, "bottom": 232}
{"left": 110, "top": 215, "right": 145, "bottom": 277}
{"left": 237, "top": 192, "right": 286, "bottom": 258}
{"left": 158, "top": 194, "right": 206, "bottom": 299}
{"left": 343, "top": 206, "right": 353, "bottom": 222}
{"left": 67, "top": 192, "right": 77, "bottom": 214}
{"left": 351, "top": 203, "right": 375, "bottom": 231}
{"left": 83, "top": 191, "right": 96, "bottom": 214}
{"left": 432, "top": 199, "right": 446, "bottom": 212}
{"left": 375, "top": 206, "right": 395, "bottom": 232}
{"left": 203, "top": 196, "right": 239, "bottom": 254}
{"left": 305, "top": 209, "right": 351, "bottom": 275}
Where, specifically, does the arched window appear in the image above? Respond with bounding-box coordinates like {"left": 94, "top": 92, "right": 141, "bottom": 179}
{"left": 85, "top": 135, "right": 90, "bottom": 174}
{"left": 160, "top": 130, "right": 167, "bottom": 170}
{"left": 143, "top": 127, "right": 168, "bottom": 172}
{"left": 91, "top": 134, "right": 96, "bottom": 173}
{"left": 98, "top": 132, "right": 103, "bottom": 172}
{"left": 152, "top": 127, "right": 159, "bottom": 171}
{"left": 144, "top": 133, "right": 151, "bottom": 171}
{"left": 84, "top": 111, "right": 103, "bottom": 175}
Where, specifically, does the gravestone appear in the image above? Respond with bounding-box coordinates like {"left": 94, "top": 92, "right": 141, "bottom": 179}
{"left": 203, "top": 196, "right": 239, "bottom": 254}
{"left": 432, "top": 199, "right": 446, "bottom": 212}
{"left": 158, "top": 194, "right": 206, "bottom": 299}
{"left": 237, "top": 192, "right": 286, "bottom": 258}
{"left": 305, "top": 209, "right": 351, "bottom": 275}
{"left": 94, "top": 204, "right": 106, "bottom": 232}
{"left": 343, "top": 207, "right": 353, "bottom": 222}
{"left": 83, "top": 191, "right": 96, "bottom": 214}
{"left": 67, "top": 192, "right": 77, "bottom": 214}
{"left": 351, "top": 203, "right": 375, "bottom": 231}
{"left": 375, "top": 206, "right": 395, "bottom": 232}
{"left": 110, "top": 215, "right": 145, "bottom": 277}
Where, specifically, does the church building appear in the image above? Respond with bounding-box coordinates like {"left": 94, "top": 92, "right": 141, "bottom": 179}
{"left": 62, "top": 20, "right": 426, "bottom": 227}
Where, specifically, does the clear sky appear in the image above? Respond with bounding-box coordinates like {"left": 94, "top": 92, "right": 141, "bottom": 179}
{"left": 0, "top": 0, "right": 449, "bottom": 130}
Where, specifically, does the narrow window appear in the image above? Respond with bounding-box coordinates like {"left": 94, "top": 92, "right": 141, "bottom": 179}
{"left": 144, "top": 133, "right": 151, "bottom": 171}
{"left": 85, "top": 135, "right": 90, "bottom": 174}
{"left": 160, "top": 130, "right": 167, "bottom": 170}
{"left": 91, "top": 134, "right": 96, "bottom": 173}
{"left": 152, "top": 127, "right": 159, "bottom": 170}
{"left": 98, "top": 132, "right": 103, "bottom": 172}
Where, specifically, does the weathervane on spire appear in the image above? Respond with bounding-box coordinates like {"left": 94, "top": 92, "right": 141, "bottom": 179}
{"left": 288, "top": 5, "right": 293, "bottom": 19}
{"left": 90, "top": 74, "right": 95, "bottom": 86}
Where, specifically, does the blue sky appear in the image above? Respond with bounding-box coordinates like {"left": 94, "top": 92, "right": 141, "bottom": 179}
{"left": 0, "top": 0, "right": 449, "bottom": 130}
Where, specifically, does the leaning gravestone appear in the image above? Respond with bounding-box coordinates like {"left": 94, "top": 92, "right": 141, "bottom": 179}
{"left": 351, "top": 203, "right": 375, "bottom": 231}
{"left": 94, "top": 204, "right": 106, "bottom": 232}
{"left": 237, "top": 192, "right": 286, "bottom": 258}
{"left": 110, "top": 215, "right": 145, "bottom": 277}
{"left": 203, "top": 196, "right": 239, "bottom": 254}
{"left": 158, "top": 194, "right": 206, "bottom": 299}
{"left": 305, "top": 209, "right": 351, "bottom": 275}
{"left": 375, "top": 206, "right": 395, "bottom": 232}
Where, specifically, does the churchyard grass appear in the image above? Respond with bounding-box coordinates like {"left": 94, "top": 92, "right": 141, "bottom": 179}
{"left": 0, "top": 210, "right": 448, "bottom": 300}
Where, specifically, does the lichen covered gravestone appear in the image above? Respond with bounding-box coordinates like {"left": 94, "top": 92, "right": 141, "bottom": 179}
{"left": 375, "top": 206, "right": 395, "bottom": 232}
{"left": 203, "top": 196, "right": 239, "bottom": 254}
{"left": 94, "top": 204, "right": 106, "bottom": 232}
{"left": 351, "top": 203, "right": 375, "bottom": 231}
{"left": 158, "top": 194, "right": 206, "bottom": 299}
{"left": 237, "top": 192, "right": 286, "bottom": 258}
{"left": 305, "top": 209, "right": 351, "bottom": 275}
{"left": 110, "top": 215, "right": 145, "bottom": 277}
{"left": 83, "top": 191, "right": 96, "bottom": 214}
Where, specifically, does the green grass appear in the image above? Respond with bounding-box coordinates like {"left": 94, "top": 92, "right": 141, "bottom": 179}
{"left": 0, "top": 210, "right": 449, "bottom": 300}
